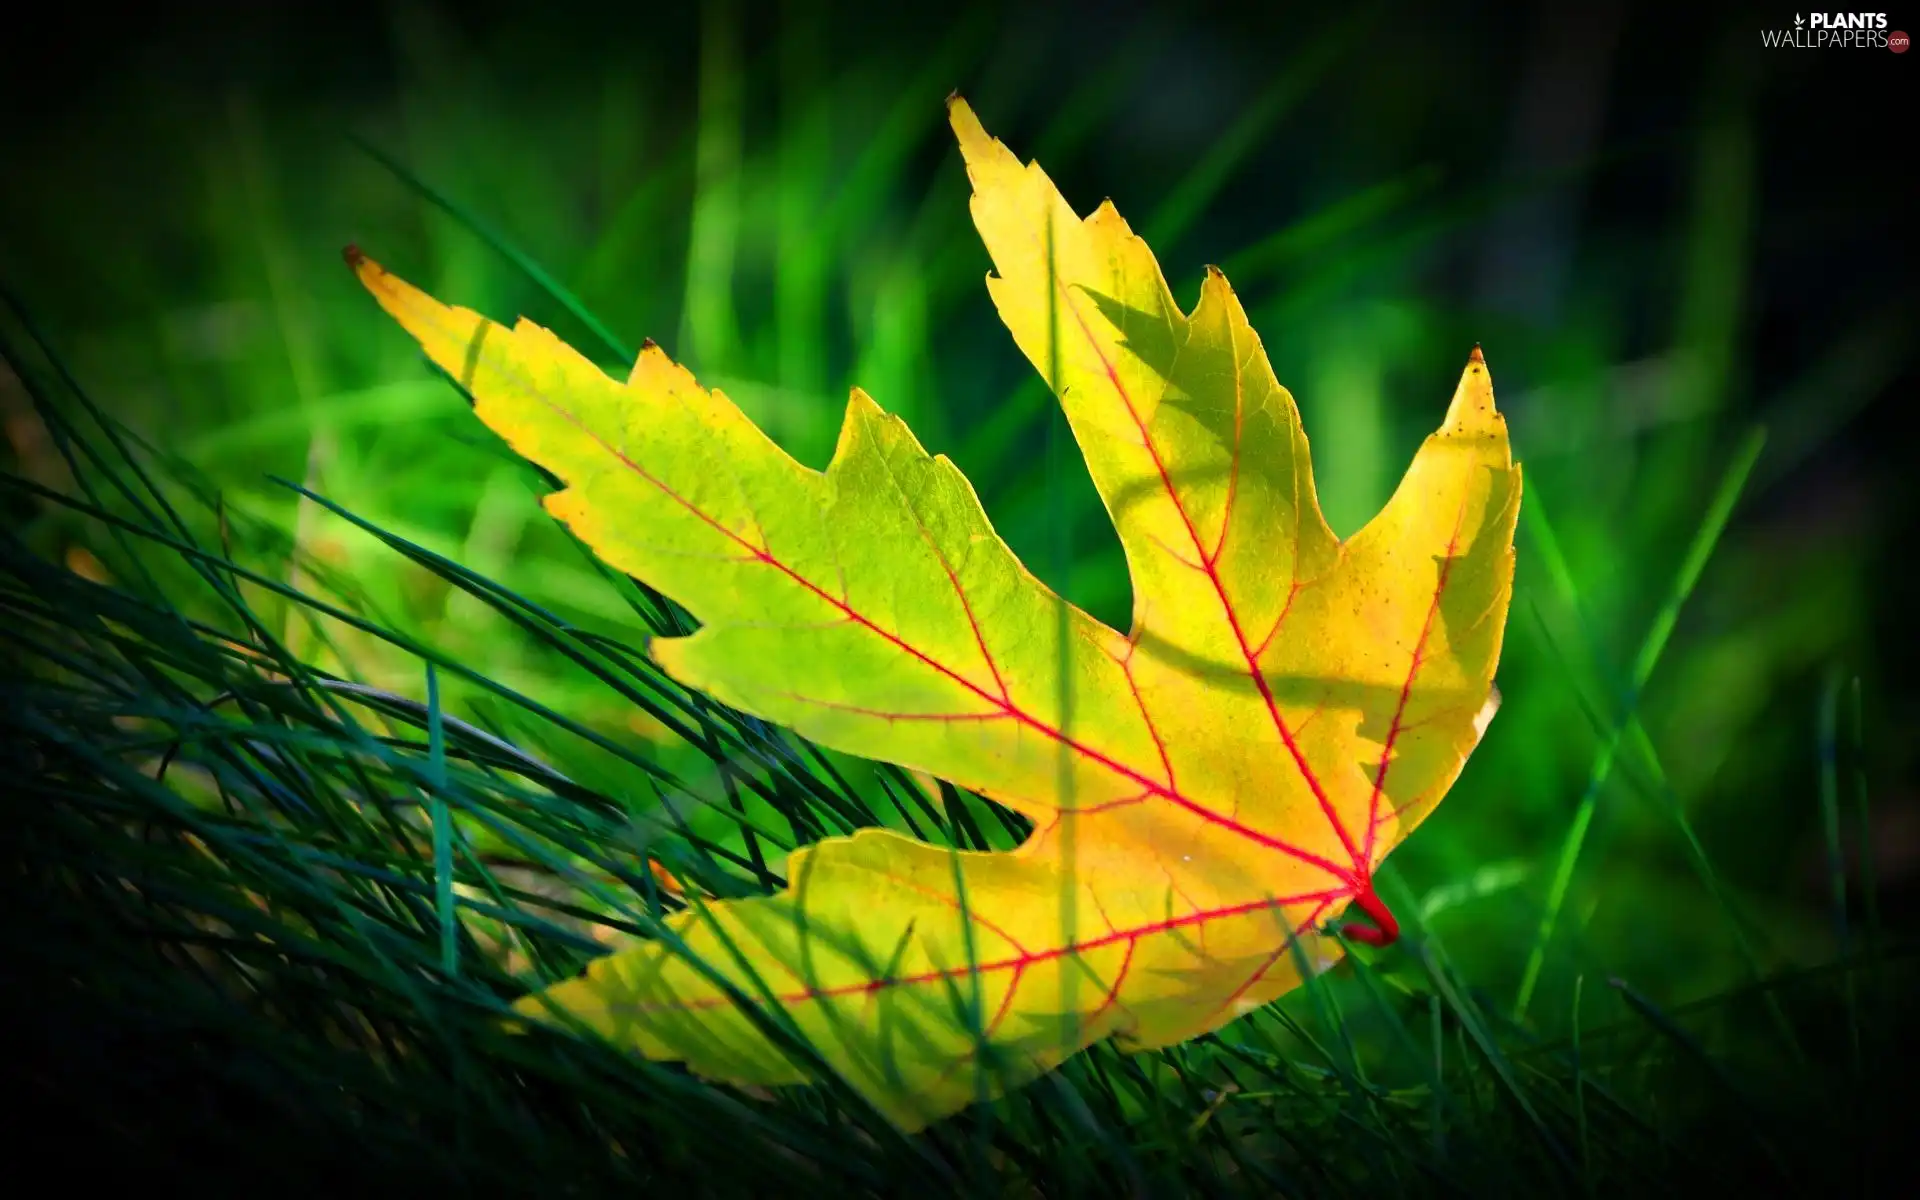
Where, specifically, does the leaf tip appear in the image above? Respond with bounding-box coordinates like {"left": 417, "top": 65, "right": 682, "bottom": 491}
{"left": 1468, "top": 343, "right": 1484, "bottom": 366}
{"left": 947, "top": 92, "right": 989, "bottom": 154}
{"left": 342, "top": 243, "right": 366, "bottom": 269}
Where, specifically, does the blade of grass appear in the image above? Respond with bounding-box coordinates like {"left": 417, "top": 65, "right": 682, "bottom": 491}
{"left": 1817, "top": 665, "right": 1858, "bottom": 1087}
{"left": 1572, "top": 974, "right": 1591, "bottom": 1195}
{"left": 1525, "top": 585, "right": 1803, "bottom": 1060}
{"left": 1516, "top": 426, "right": 1765, "bottom": 1019}
{"left": 1607, "top": 977, "right": 1794, "bottom": 1187}
{"left": 347, "top": 136, "right": 634, "bottom": 364}
{"left": 1379, "top": 866, "right": 1573, "bottom": 1190}
{"left": 427, "top": 662, "right": 459, "bottom": 977}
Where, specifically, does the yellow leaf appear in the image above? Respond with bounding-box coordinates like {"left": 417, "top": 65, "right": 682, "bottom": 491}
{"left": 351, "top": 95, "right": 1519, "bottom": 1131}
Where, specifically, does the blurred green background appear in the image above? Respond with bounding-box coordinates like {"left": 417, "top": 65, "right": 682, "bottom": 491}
{"left": 3, "top": 0, "right": 1913, "bottom": 1038}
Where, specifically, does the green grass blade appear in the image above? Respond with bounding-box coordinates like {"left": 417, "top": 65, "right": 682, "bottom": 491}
{"left": 1516, "top": 426, "right": 1766, "bottom": 1019}
{"left": 427, "top": 662, "right": 459, "bottom": 977}
{"left": 347, "top": 136, "right": 635, "bottom": 363}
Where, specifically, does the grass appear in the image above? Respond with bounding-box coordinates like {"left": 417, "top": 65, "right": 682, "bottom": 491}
{"left": 3, "top": 1, "right": 1912, "bottom": 1194}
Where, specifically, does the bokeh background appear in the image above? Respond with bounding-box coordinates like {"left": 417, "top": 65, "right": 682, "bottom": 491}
{"left": 3, "top": 0, "right": 1914, "bottom": 1148}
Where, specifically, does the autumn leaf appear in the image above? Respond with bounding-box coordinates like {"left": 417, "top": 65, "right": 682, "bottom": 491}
{"left": 349, "top": 95, "right": 1520, "bottom": 1131}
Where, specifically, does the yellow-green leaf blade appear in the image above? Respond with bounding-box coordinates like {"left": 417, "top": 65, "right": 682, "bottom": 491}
{"left": 514, "top": 827, "right": 1344, "bottom": 1131}
{"left": 350, "top": 251, "right": 1169, "bottom": 830}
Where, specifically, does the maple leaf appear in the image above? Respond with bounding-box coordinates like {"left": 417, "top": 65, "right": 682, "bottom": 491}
{"left": 349, "top": 96, "right": 1520, "bottom": 1131}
